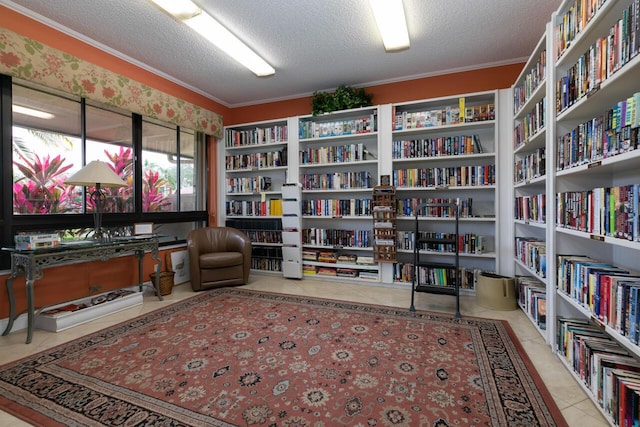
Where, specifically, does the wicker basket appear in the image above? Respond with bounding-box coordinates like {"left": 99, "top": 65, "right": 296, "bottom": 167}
{"left": 149, "top": 271, "right": 175, "bottom": 296}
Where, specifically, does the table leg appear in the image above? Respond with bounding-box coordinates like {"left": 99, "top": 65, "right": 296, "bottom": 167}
{"left": 25, "top": 277, "right": 35, "bottom": 344}
{"left": 151, "top": 247, "right": 163, "bottom": 301}
{"left": 2, "top": 275, "right": 17, "bottom": 336}
{"left": 136, "top": 250, "right": 144, "bottom": 293}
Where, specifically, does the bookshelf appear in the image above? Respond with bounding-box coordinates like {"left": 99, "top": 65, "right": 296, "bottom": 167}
{"left": 511, "top": 24, "right": 553, "bottom": 339}
{"left": 221, "top": 118, "right": 290, "bottom": 274}
{"left": 549, "top": 0, "right": 640, "bottom": 424}
{"left": 298, "top": 106, "right": 380, "bottom": 283}
{"left": 372, "top": 184, "right": 397, "bottom": 263}
{"left": 390, "top": 91, "right": 499, "bottom": 292}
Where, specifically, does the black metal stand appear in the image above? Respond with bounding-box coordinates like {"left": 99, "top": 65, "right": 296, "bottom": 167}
{"left": 409, "top": 202, "right": 460, "bottom": 317}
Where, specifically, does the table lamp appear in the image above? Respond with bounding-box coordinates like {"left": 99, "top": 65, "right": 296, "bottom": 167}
{"left": 65, "top": 160, "right": 127, "bottom": 240}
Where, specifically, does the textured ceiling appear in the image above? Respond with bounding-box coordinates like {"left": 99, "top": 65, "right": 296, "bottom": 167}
{"left": 1, "top": 0, "right": 562, "bottom": 107}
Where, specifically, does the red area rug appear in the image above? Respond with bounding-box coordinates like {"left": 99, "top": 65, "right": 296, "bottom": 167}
{"left": 0, "top": 288, "right": 567, "bottom": 426}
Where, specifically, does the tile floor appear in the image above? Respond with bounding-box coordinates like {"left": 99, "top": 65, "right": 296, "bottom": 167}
{"left": 0, "top": 275, "right": 610, "bottom": 426}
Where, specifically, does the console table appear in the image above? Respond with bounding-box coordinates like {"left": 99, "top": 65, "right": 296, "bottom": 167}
{"left": 2, "top": 236, "right": 163, "bottom": 343}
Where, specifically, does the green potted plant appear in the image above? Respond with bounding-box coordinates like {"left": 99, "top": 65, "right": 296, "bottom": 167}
{"left": 311, "top": 85, "right": 373, "bottom": 116}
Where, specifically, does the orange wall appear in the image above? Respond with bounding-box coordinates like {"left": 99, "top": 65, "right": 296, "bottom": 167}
{"left": 0, "top": 6, "right": 231, "bottom": 119}
{"left": 225, "top": 63, "right": 524, "bottom": 125}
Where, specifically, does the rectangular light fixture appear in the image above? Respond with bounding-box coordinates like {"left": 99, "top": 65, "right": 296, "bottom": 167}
{"left": 149, "top": 0, "right": 275, "bottom": 77}
{"left": 369, "top": 0, "right": 410, "bottom": 52}
{"left": 12, "top": 105, "right": 55, "bottom": 119}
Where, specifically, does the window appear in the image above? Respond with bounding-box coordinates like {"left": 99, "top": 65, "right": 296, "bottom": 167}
{"left": 141, "top": 119, "right": 178, "bottom": 212}
{"left": 85, "top": 104, "right": 134, "bottom": 213}
{"left": 12, "top": 84, "right": 81, "bottom": 215}
{"left": 3, "top": 78, "right": 208, "bottom": 254}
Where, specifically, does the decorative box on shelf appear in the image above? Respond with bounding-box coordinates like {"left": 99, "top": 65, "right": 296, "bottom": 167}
{"left": 35, "top": 288, "right": 143, "bottom": 332}
{"left": 14, "top": 232, "right": 60, "bottom": 250}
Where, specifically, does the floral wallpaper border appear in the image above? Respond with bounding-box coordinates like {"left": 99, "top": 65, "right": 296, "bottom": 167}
{"left": 0, "top": 27, "right": 222, "bottom": 137}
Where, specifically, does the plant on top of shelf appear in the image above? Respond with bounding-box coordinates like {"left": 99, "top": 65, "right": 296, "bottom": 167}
{"left": 311, "top": 85, "right": 373, "bottom": 116}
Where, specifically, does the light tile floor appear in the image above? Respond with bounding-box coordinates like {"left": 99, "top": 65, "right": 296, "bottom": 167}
{"left": 0, "top": 275, "right": 610, "bottom": 426}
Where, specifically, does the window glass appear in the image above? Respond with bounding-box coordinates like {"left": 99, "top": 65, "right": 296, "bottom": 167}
{"left": 85, "top": 104, "right": 134, "bottom": 213}
{"left": 142, "top": 120, "right": 178, "bottom": 212}
{"left": 12, "top": 84, "right": 82, "bottom": 214}
{"left": 180, "top": 129, "right": 196, "bottom": 211}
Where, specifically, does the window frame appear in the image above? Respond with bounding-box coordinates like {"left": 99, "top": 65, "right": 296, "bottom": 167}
{"left": 0, "top": 75, "right": 209, "bottom": 268}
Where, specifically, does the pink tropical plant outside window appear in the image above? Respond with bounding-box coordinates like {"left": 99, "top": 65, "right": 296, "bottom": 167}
{"left": 13, "top": 137, "right": 177, "bottom": 215}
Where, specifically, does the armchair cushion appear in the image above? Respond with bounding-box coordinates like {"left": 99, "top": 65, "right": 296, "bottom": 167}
{"left": 187, "top": 227, "right": 252, "bottom": 291}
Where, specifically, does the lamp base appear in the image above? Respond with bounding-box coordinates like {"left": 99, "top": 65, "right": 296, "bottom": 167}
{"left": 92, "top": 228, "right": 105, "bottom": 241}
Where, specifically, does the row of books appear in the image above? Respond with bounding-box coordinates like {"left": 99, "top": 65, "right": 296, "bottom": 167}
{"left": 415, "top": 265, "right": 457, "bottom": 289}
{"left": 514, "top": 147, "right": 546, "bottom": 183}
{"left": 302, "top": 198, "right": 372, "bottom": 217}
{"left": 556, "top": 184, "right": 639, "bottom": 241}
{"left": 397, "top": 231, "right": 487, "bottom": 254}
{"left": 556, "top": 255, "right": 640, "bottom": 336}
{"left": 251, "top": 258, "right": 282, "bottom": 272}
{"left": 226, "top": 199, "right": 283, "bottom": 217}
{"left": 513, "top": 98, "right": 546, "bottom": 148}
{"left": 301, "top": 172, "right": 373, "bottom": 191}
{"left": 557, "top": 92, "right": 640, "bottom": 171}
{"left": 302, "top": 228, "right": 370, "bottom": 248}
{"left": 391, "top": 135, "right": 484, "bottom": 159}
{"left": 393, "top": 99, "right": 495, "bottom": 130}
{"left": 515, "top": 237, "right": 547, "bottom": 278}
{"left": 556, "top": 316, "right": 640, "bottom": 425}
{"left": 554, "top": 0, "right": 609, "bottom": 60}
{"left": 513, "top": 49, "right": 547, "bottom": 114}
{"left": 299, "top": 143, "right": 371, "bottom": 165}
{"left": 225, "top": 149, "right": 287, "bottom": 171}
{"left": 226, "top": 176, "right": 273, "bottom": 194}
{"left": 395, "top": 197, "right": 473, "bottom": 218}
{"left": 225, "top": 219, "right": 283, "bottom": 245}
{"left": 393, "top": 165, "right": 496, "bottom": 188}
{"left": 299, "top": 115, "right": 376, "bottom": 140}
{"left": 393, "top": 263, "right": 481, "bottom": 289}
{"left": 556, "top": 1, "right": 640, "bottom": 114}
{"left": 225, "top": 124, "right": 288, "bottom": 148}
{"left": 514, "top": 193, "right": 546, "bottom": 223}
{"left": 517, "top": 276, "right": 547, "bottom": 330}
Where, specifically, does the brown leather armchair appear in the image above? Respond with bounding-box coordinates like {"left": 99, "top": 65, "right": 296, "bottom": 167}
{"left": 187, "top": 227, "right": 252, "bottom": 291}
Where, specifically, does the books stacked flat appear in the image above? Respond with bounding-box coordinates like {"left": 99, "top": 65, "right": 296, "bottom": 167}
{"left": 317, "top": 267, "right": 337, "bottom": 276}
{"left": 336, "top": 268, "right": 357, "bottom": 278}
{"left": 337, "top": 254, "right": 357, "bottom": 264}
{"left": 317, "top": 251, "right": 337, "bottom": 263}
{"left": 303, "top": 250, "right": 319, "bottom": 262}
{"left": 302, "top": 264, "right": 317, "bottom": 275}
{"left": 356, "top": 256, "right": 375, "bottom": 265}
{"left": 358, "top": 271, "right": 379, "bottom": 280}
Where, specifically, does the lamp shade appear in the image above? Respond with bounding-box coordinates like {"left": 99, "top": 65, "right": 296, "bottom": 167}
{"left": 65, "top": 160, "right": 127, "bottom": 188}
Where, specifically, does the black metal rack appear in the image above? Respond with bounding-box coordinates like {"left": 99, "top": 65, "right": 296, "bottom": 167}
{"left": 409, "top": 202, "right": 460, "bottom": 317}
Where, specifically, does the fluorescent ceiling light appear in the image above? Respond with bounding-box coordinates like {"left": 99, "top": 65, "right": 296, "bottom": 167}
{"left": 150, "top": 0, "right": 275, "bottom": 77}
{"left": 370, "top": 0, "right": 410, "bottom": 51}
{"left": 12, "top": 105, "right": 55, "bottom": 119}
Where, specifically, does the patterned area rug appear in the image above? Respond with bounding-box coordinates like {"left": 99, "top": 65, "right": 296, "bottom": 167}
{"left": 0, "top": 288, "right": 566, "bottom": 426}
